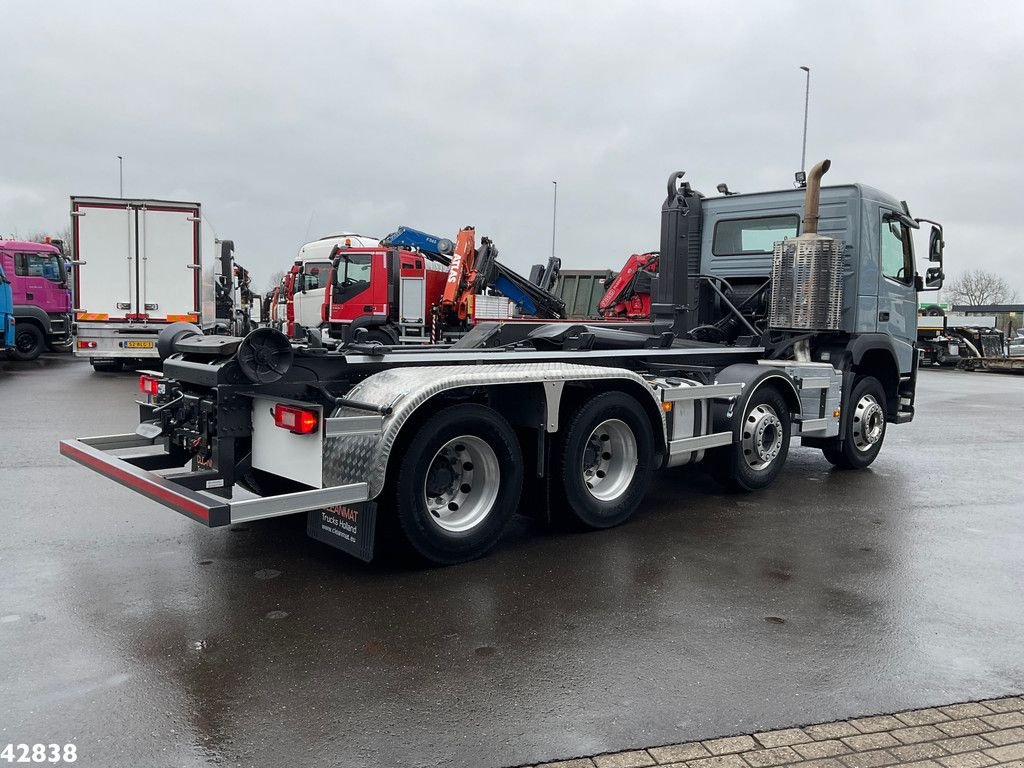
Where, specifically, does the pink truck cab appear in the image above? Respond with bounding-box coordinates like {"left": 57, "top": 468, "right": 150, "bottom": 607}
{"left": 0, "top": 239, "right": 73, "bottom": 360}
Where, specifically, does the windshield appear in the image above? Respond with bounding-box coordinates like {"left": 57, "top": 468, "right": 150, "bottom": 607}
{"left": 16, "top": 252, "right": 66, "bottom": 283}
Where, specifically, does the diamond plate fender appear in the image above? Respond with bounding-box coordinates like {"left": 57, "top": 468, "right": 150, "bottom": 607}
{"left": 321, "top": 362, "right": 666, "bottom": 499}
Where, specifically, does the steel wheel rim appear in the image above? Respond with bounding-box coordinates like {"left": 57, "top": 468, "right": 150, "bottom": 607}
{"left": 742, "top": 403, "right": 784, "bottom": 471}
{"left": 15, "top": 330, "right": 35, "bottom": 354}
{"left": 423, "top": 435, "right": 500, "bottom": 533}
{"left": 852, "top": 394, "right": 884, "bottom": 451}
{"left": 581, "top": 418, "right": 637, "bottom": 502}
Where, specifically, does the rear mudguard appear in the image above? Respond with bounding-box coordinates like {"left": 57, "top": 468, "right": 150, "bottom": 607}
{"left": 321, "top": 362, "right": 666, "bottom": 499}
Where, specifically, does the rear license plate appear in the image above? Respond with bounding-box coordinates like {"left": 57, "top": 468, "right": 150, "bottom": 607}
{"left": 125, "top": 341, "right": 154, "bottom": 349}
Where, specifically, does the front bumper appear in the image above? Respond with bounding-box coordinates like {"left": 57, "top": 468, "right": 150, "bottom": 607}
{"left": 58, "top": 434, "right": 370, "bottom": 527}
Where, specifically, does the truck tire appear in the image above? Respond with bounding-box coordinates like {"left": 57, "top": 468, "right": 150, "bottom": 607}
{"left": 394, "top": 403, "right": 522, "bottom": 564}
{"left": 361, "top": 329, "right": 394, "bottom": 345}
{"left": 822, "top": 376, "right": 887, "bottom": 470}
{"left": 713, "top": 384, "right": 791, "bottom": 492}
{"left": 556, "top": 391, "right": 655, "bottom": 529}
{"left": 10, "top": 323, "right": 45, "bottom": 361}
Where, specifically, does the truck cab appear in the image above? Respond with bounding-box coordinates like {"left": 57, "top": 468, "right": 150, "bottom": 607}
{"left": 0, "top": 239, "right": 73, "bottom": 361}
{"left": 289, "top": 233, "right": 379, "bottom": 332}
{"left": 0, "top": 259, "right": 14, "bottom": 352}
{"left": 661, "top": 181, "right": 944, "bottom": 425}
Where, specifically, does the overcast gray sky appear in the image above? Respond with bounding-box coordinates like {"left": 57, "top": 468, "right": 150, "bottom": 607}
{"left": 2, "top": 0, "right": 1022, "bottom": 299}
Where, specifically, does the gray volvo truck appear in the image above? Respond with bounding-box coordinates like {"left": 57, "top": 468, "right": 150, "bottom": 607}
{"left": 60, "top": 159, "right": 945, "bottom": 565}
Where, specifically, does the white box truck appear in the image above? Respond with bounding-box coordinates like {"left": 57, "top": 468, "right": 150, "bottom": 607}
{"left": 71, "top": 197, "right": 215, "bottom": 371}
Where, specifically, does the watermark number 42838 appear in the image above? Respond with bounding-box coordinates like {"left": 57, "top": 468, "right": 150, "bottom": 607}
{"left": 1, "top": 745, "right": 77, "bottom": 763}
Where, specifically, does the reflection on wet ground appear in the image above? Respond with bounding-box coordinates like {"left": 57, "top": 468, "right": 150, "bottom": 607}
{"left": 2, "top": 357, "right": 1022, "bottom": 767}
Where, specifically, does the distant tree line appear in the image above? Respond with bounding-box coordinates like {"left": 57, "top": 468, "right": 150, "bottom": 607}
{"left": 944, "top": 269, "right": 1017, "bottom": 307}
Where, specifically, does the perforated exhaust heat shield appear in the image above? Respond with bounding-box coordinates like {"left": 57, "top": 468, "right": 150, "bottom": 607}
{"left": 768, "top": 159, "right": 843, "bottom": 331}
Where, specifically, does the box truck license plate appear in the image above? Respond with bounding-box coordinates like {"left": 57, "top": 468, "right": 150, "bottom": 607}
{"left": 125, "top": 341, "right": 154, "bottom": 349}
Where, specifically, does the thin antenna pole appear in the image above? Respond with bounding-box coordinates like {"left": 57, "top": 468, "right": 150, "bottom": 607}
{"left": 117, "top": 155, "right": 124, "bottom": 197}
{"left": 799, "top": 66, "right": 811, "bottom": 173}
{"left": 551, "top": 181, "right": 558, "bottom": 260}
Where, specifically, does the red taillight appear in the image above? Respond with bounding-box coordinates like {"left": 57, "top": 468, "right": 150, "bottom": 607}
{"left": 273, "top": 404, "right": 319, "bottom": 435}
{"left": 139, "top": 374, "right": 161, "bottom": 396}
{"left": 76, "top": 340, "right": 97, "bottom": 349}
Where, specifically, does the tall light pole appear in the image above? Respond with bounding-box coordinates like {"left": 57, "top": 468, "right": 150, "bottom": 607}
{"left": 117, "top": 155, "right": 124, "bottom": 197}
{"left": 550, "top": 181, "right": 558, "bottom": 261}
{"left": 799, "top": 66, "right": 811, "bottom": 175}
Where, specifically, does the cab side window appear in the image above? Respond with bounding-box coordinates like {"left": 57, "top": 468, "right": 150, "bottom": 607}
{"left": 880, "top": 214, "right": 913, "bottom": 284}
{"left": 303, "top": 261, "right": 332, "bottom": 290}
{"left": 15, "top": 252, "right": 61, "bottom": 281}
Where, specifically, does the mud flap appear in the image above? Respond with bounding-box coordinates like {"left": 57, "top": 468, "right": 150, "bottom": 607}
{"left": 306, "top": 502, "right": 377, "bottom": 562}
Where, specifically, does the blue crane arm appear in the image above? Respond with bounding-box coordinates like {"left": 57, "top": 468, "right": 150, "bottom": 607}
{"left": 381, "top": 225, "right": 565, "bottom": 319}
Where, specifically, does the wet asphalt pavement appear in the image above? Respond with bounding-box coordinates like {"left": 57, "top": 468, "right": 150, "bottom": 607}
{"left": 1, "top": 355, "right": 1022, "bottom": 768}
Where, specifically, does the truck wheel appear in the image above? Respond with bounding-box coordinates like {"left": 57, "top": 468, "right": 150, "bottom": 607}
{"left": 11, "top": 323, "right": 45, "bottom": 361}
{"left": 395, "top": 403, "right": 522, "bottom": 564}
{"left": 556, "top": 391, "right": 654, "bottom": 529}
{"left": 822, "top": 376, "right": 887, "bottom": 470}
{"left": 361, "top": 329, "right": 394, "bottom": 345}
{"left": 714, "top": 385, "right": 791, "bottom": 492}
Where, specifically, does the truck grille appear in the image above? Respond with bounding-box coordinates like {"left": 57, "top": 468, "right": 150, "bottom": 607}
{"left": 768, "top": 235, "right": 843, "bottom": 331}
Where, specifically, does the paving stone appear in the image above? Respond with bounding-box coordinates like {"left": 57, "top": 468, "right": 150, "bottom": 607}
{"left": 936, "top": 737, "right": 992, "bottom": 754}
{"left": 538, "top": 760, "right": 596, "bottom": 768}
{"left": 687, "top": 755, "right": 749, "bottom": 768}
{"left": 889, "top": 743, "right": 948, "bottom": 762}
{"left": 793, "top": 759, "right": 846, "bottom": 768}
{"left": 806, "top": 723, "right": 862, "bottom": 741}
{"left": 896, "top": 709, "right": 952, "bottom": 727}
{"left": 741, "top": 746, "right": 800, "bottom": 767}
{"left": 897, "top": 761, "right": 942, "bottom": 768}
{"left": 842, "top": 733, "right": 902, "bottom": 751}
{"left": 939, "top": 704, "right": 994, "bottom": 720}
{"left": 838, "top": 748, "right": 899, "bottom": 768}
{"left": 937, "top": 752, "right": 997, "bottom": 768}
{"left": 851, "top": 716, "right": 906, "bottom": 734}
{"left": 982, "top": 697, "right": 1024, "bottom": 713}
{"left": 936, "top": 719, "right": 993, "bottom": 738}
{"left": 892, "top": 726, "right": 947, "bottom": 744}
{"left": 980, "top": 711, "right": 1024, "bottom": 729}
{"left": 702, "top": 736, "right": 759, "bottom": 756}
{"left": 983, "top": 742, "right": 1024, "bottom": 762}
{"left": 648, "top": 743, "right": 711, "bottom": 764}
{"left": 754, "top": 729, "right": 812, "bottom": 749}
{"left": 980, "top": 726, "right": 1024, "bottom": 746}
{"left": 794, "top": 740, "right": 852, "bottom": 759}
{"left": 593, "top": 750, "right": 655, "bottom": 768}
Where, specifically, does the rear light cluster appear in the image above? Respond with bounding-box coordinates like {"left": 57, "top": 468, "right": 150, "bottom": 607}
{"left": 273, "top": 404, "right": 319, "bottom": 435}
{"left": 139, "top": 374, "right": 163, "bottom": 396}
{"left": 77, "top": 340, "right": 97, "bottom": 349}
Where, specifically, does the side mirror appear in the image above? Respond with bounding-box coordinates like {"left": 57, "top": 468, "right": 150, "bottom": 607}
{"left": 925, "top": 266, "right": 944, "bottom": 290}
{"left": 928, "top": 224, "right": 944, "bottom": 263}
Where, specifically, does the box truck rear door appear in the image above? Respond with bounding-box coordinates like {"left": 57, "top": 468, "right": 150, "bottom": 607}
{"left": 138, "top": 205, "right": 200, "bottom": 320}
{"left": 73, "top": 202, "right": 136, "bottom": 320}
